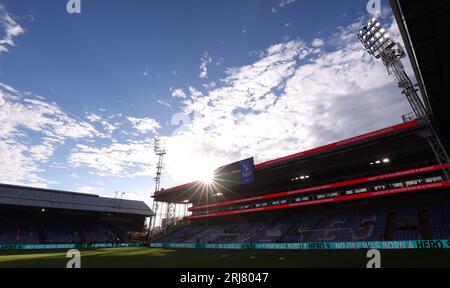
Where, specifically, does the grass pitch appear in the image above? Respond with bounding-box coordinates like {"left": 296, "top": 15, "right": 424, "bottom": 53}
{"left": 0, "top": 247, "right": 449, "bottom": 268}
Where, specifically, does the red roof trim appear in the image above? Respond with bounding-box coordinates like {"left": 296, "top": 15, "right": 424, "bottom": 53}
{"left": 155, "top": 181, "right": 199, "bottom": 196}
{"left": 188, "top": 163, "right": 449, "bottom": 211}
{"left": 255, "top": 120, "right": 419, "bottom": 169}
{"left": 185, "top": 181, "right": 450, "bottom": 220}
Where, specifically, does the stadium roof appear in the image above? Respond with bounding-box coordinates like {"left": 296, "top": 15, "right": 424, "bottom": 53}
{"left": 155, "top": 119, "right": 436, "bottom": 203}
{"left": 0, "top": 183, "right": 154, "bottom": 217}
{"left": 391, "top": 0, "right": 450, "bottom": 148}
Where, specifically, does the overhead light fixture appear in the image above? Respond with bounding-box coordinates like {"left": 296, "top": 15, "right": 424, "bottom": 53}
{"left": 291, "top": 175, "right": 310, "bottom": 181}
{"left": 370, "top": 158, "right": 390, "bottom": 165}
{"left": 356, "top": 18, "right": 394, "bottom": 59}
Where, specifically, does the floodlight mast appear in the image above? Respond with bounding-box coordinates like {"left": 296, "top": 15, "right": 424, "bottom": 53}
{"left": 357, "top": 17, "right": 450, "bottom": 181}
{"left": 148, "top": 137, "right": 167, "bottom": 243}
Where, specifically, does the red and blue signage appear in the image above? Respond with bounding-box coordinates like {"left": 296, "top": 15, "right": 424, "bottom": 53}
{"left": 240, "top": 158, "right": 255, "bottom": 184}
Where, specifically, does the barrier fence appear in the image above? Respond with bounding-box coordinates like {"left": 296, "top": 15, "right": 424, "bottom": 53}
{"left": 0, "top": 242, "right": 141, "bottom": 250}
{"left": 150, "top": 239, "right": 450, "bottom": 250}
{"left": 1, "top": 240, "right": 449, "bottom": 250}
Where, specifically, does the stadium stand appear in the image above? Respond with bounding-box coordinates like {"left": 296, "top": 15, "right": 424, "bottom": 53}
{"left": 0, "top": 183, "right": 153, "bottom": 244}
{"left": 153, "top": 120, "right": 450, "bottom": 244}
{"left": 155, "top": 199, "right": 450, "bottom": 243}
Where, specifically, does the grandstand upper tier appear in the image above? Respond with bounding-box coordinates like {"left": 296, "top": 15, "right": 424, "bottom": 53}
{"left": 154, "top": 119, "right": 449, "bottom": 221}
{"left": 0, "top": 183, "right": 153, "bottom": 217}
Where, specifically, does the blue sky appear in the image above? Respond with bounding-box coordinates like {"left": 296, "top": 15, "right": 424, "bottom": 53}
{"left": 0, "top": 0, "right": 414, "bottom": 209}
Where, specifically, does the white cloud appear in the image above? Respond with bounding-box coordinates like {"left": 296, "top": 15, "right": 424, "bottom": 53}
{"left": 159, "top": 17, "right": 413, "bottom": 185}
{"left": 199, "top": 52, "right": 212, "bottom": 79}
{"left": 68, "top": 140, "right": 155, "bottom": 178}
{"left": 272, "top": 0, "right": 296, "bottom": 13}
{"left": 312, "top": 38, "right": 324, "bottom": 47}
{"left": 0, "top": 5, "right": 24, "bottom": 54}
{"left": 0, "top": 83, "right": 99, "bottom": 187}
{"left": 101, "top": 121, "right": 116, "bottom": 134}
{"left": 85, "top": 113, "right": 117, "bottom": 136}
{"left": 28, "top": 139, "right": 58, "bottom": 162}
{"left": 202, "top": 81, "right": 216, "bottom": 90}
{"left": 279, "top": 0, "right": 296, "bottom": 8}
{"left": 157, "top": 99, "right": 172, "bottom": 109}
{"left": 86, "top": 113, "right": 102, "bottom": 122}
{"left": 127, "top": 117, "right": 160, "bottom": 134}
{"left": 0, "top": 91, "right": 5, "bottom": 106}
{"left": 0, "top": 140, "right": 47, "bottom": 187}
{"left": 171, "top": 88, "right": 186, "bottom": 98}
{"left": 189, "top": 86, "right": 204, "bottom": 99}
{"left": 0, "top": 85, "right": 98, "bottom": 141}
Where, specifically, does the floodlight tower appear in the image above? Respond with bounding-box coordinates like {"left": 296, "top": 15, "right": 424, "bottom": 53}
{"left": 149, "top": 137, "right": 166, "bottom": 242}
{"left": 153, "top": 137, "right": 166, "bottom": 194}
{"left": 357, "top": 17, "right": 450, "bottom": 181}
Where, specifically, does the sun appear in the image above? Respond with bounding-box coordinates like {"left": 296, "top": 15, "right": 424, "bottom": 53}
{"left": 198, "top": 169, "right": 215, "bottom": 184}
{"left": 167, "top": 148, "right": 218, "bottom": 184}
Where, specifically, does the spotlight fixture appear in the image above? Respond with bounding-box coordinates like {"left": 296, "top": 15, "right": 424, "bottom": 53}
{"left": 356, "top": 18, "right": 395, "bottom": 59}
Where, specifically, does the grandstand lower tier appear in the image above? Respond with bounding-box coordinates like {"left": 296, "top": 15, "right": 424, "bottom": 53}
{"left": 0, "top": 210, "right": 143, "bottom": 245}
{"left": 155, "top": 190, "right": 450, "bottom": 244}
{"left": 0, "top": 183, "right": 152, "bottom": 245}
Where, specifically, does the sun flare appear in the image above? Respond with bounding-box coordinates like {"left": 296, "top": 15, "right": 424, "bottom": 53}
{"left": 198, "top": 168, "right": 215, "bottom": 184}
